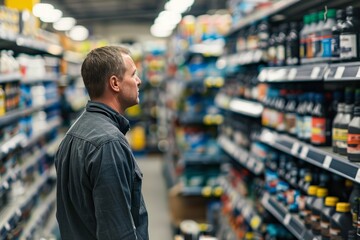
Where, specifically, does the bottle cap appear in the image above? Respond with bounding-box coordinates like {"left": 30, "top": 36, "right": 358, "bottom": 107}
{"left": 327, "top": 9, "right": 336, "bottom": 19}
{"left": 316, "top": 188, "right": 328, "bottom": 197}
{"left": 325, "top": 196, "right": 339, "bottom": 207}
{"left": 308, "top": 185, "right": 318, "bottom": 195}
{"left": 304, "top": 174, "right": 312, "bottom": 182}
{"left": 336, "top": 202, "right": 350, "bottom": 212}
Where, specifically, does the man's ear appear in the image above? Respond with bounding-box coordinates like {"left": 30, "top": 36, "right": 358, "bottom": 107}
{"left": 109, "top": 75, "right": 121, "bottom": 92}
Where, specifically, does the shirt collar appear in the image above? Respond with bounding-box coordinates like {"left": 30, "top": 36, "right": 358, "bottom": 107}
{"left": 86, "top": 101, "right": 130, "bottom": 134}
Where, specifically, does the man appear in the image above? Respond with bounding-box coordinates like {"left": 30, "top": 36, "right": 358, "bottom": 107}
{"left": 55, "top": 46, "right": 148, "bottom": 240}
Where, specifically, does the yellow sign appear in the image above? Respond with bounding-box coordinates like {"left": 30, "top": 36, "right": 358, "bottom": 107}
{"left": 5, "top": 0, "right": 39, "bottom": 11}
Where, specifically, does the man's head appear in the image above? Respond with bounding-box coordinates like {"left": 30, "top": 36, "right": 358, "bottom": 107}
{"left": 81, "top": 46, "right": 141, "bottom": 112}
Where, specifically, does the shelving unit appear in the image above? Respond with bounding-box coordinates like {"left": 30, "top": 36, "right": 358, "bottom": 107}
{"left": 213, "top": 0, "right": 360, "bottom": 238}
{"left": 0, "top": 23, "right": 63, "bottom": 239}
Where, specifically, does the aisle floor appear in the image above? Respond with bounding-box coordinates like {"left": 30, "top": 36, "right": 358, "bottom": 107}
{"left": 137, "top": 154, "right": 173, "bottom": 240}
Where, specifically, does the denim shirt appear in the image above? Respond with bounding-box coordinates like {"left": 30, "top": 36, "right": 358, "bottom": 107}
{"left": 55, "top": 101, "right": 148, "bottom": 240}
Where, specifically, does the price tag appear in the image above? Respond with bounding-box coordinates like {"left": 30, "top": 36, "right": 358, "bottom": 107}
{"left": 355, "top": 169, "right": 360, "bottom": 183}
{"left": 311, "top": 67, "right": 321, "bottom": 79}
{"left": 356, "top": 67, "right": 360, "bottom": 78}
{"left": 283, "top": 214, "right": 291, "bottom": 226}
{"left": 291, "top": 142, "right": 300, "bottom": 155}
{"left": 300, "top": 146, "right": 309, "bottom": 159}
{"left": 323, "top": 155, "right": 332, "bottom": 169}
{"left": 258, "top": 69, "right": 267, "bottom": 82}
{"left": 334, "top": 66, "right": 345, "bottom": 79}
{"left": 288, "top": 68, "right": 297, "bottom": 80}
{"left": 243, "top": 206, "right": 251, "bottom": 218}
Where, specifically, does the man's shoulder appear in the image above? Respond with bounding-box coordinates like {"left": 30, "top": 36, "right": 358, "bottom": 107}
{"left": 67, "top": 112, "right": 126, "bottom": 147}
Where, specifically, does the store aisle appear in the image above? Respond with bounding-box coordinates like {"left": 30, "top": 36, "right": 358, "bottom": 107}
{"left": 137, "top": 155, "right": 173, "bottom": 240}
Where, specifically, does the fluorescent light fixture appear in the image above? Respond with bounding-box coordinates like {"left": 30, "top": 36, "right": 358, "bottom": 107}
{"left": 68, "top": 25, "right": 89, "bottom": 41}
{"left": 33, "top": 3, "right": 54, "bottom": 17}
{"left": 155, "top": 10, "right": 181, "bottom": 25}
{"left": 165, "top": 0, "right": 194, "bottom": 14}
{"left": 150, "top": 25, "right": 172, "bottom": 38}
{"left": 53, "top": 17, "right": 76, "bottom": 31}
{"left": 40, "top": 9, "right": 63, "bottom": 23}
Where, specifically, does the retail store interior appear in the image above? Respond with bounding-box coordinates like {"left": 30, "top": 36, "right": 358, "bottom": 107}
{"left": 3, "top": 0, "right": 360, "bottom": 239}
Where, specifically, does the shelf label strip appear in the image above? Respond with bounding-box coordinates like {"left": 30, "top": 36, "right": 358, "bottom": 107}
{"left": 355, "top": 169, "right": 360, "bottom": 183}
{"left": 300, "top": 147, "right": 309, "bottom": 159}
{"left": 334, "top": 66, "right": 345, "bottom": 79}
{"left": 322, "top": 155, "right": 332, "bottom": 169}
{"left": 356, "top": 67, "right": 360, "bottom": 78}
{"left": 291, "top": 142, "right": 300, "bottom": 155}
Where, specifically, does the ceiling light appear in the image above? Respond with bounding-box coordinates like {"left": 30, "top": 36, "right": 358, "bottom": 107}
{"left": 152, "top": 22, "right": 177, "bottom": 31}
{"left": 53, "top": 17, "right": 76, "bottom": 31}
{"left": 155, "top": 10, "right": 181, "bottom": 25}
{"left": 150, "top": 25, "right": 172, "bottom": 38}
{"left": 33, "top": 3, "right": 54, "bottom": 18}
{"left": 40, "top": 9, "right": 63, "bottom": 23}
{"left": 68, "top": 25, "right": 89, "bottom": 41}
{"left": 165, "top": 0, "right": 194, "bottom": 14}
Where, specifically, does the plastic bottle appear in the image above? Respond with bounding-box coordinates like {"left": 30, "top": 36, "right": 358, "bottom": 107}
{"left": 303, "top": 185, "right": 319, "bottom": 229}
{"left": 286, "top": 22, "right": 300, "bottom": 65}
{"left": 340, "top": 6, "right": 360, "bottom": 61}
{"left": 285, "top": 93, "right": 297, "bottom": 136}
{"left": 348, "top": 106, "right": 360, "bottom": 161}
{"left": 258, "top": 19, "right": 270, "bottom": 62}
{"left": 303, "top": 93, "right": 315, "bottom": 143}
{"left": 300, "top": 15, "right": 310, "bottom": 61}
{"left": 307, "top": 12, "right": 318, "bottom": 59}
{"left": 338, "top": 103, "right": 354, "bottom": 156}
{"left": 296, "top": 94, "right": 306, "bottom": 140}
{"left": 268, "top": 27, "right": 278, "bottom": 66}
{"left": 314, "top": 11, "right": 325, "bottom": 58}
{"left": 332, "top": 9, "right": 345, "bottom": 59}
{"left": 348, "top": 183, "right": 360, "bottom": 239}
{"left": 276, "top": 24, "right": 287, "bottom": 66}
{"left": 322, "top": 9, "right": 337, "bottom": 58}
{"left": 0, "top": 85, "right": 5, "bottom": 116}
{"left": 330, "top": 202, "right": 352, "bottom": 240}
{"left": 311, "top": 188, "right": 329, "bottom": 235}
{"left": 333, "top": 103, "right": 345, "bottom": 153}
{"left": 321, "top": 196, "right": 339, "bottom": 240}
{"left": 311, "top": 93, "right": 330, "bottom": 146}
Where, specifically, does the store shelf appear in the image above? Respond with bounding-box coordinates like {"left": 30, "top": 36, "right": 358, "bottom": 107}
{"left": 0, "top": 98, "right": 59, "bottom": 128}
{"left": 179, "top": 113, "right": 223, "bottom": 126}
{"left": 261, "top": 193, "right": 314, "bottom": 239}
{"left": 0, "top": 170, "right": 52, "bottom": 235}
{"left": 185, "top": 76, "right": 224, "bottom": 89}
{"left": 20, "top": 187, "right": 56, "bottom": 240}
{"left": 0, "top": 73, "right": 22, "bottom": 84}
{"left": 226, "top": 0, "right": 300, "bottom": 36}
{"left": 324, "top": 61, "right": 360, "bottom": 82}
{"left": 259, "top": 128, "right": 360, "bottom": 184}
{"left": 220, "top": 178, "right": 262, "bottom": 231}
{"left": 215, "top": 94, "right": 263, "bottom": 118}
{"left": 258, "top": 64, "right": 328, "bottom": 82}
{"left": 218, "top": 135, "right": 264, "bottom": 175}
{"left": 181, "top": 185, "right": 223, "bottom": 198}
{"left": 181, "top": 153, "right": 227, "bottom": 165}
{"left": 22, "top": 117, "right": 62, "bottom": 149}
{"left": 0, "top": 34, "right": 63, "bottom": 57}
{"left": 22, "top": 73, "right": 60, "bottom": 84}
{"left": 221, "top": 50, "right": 265, "bottom": 67}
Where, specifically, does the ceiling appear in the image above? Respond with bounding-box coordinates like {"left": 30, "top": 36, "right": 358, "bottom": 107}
{"left": 45, "top": 0, "right": 227, "bottom": 27}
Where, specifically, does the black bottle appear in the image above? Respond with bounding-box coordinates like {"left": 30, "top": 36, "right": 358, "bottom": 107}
{"left": 332, "top": 9, "right": 345, "bottom": 59}
{"left": 348, "top": 106, "right": 360, "bottom": 161}
{"left": 268, "top": 27, "right": 278, "bottom": 66}
{"left": 286, "top": 22, "right": 300, "bottom": 65}
{"left": 276, "top": 24, "right": 287, "bottom": 66}
{"left": 340, "top": 6, "right": 360, "bottom": 61}
{"left": 321, "top": 196, "right": 339, "bottom": 240}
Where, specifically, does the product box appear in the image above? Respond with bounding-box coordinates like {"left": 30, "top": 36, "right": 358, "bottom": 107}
{"left": 168, "top": 183, "right": 208, "bottom": 226}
